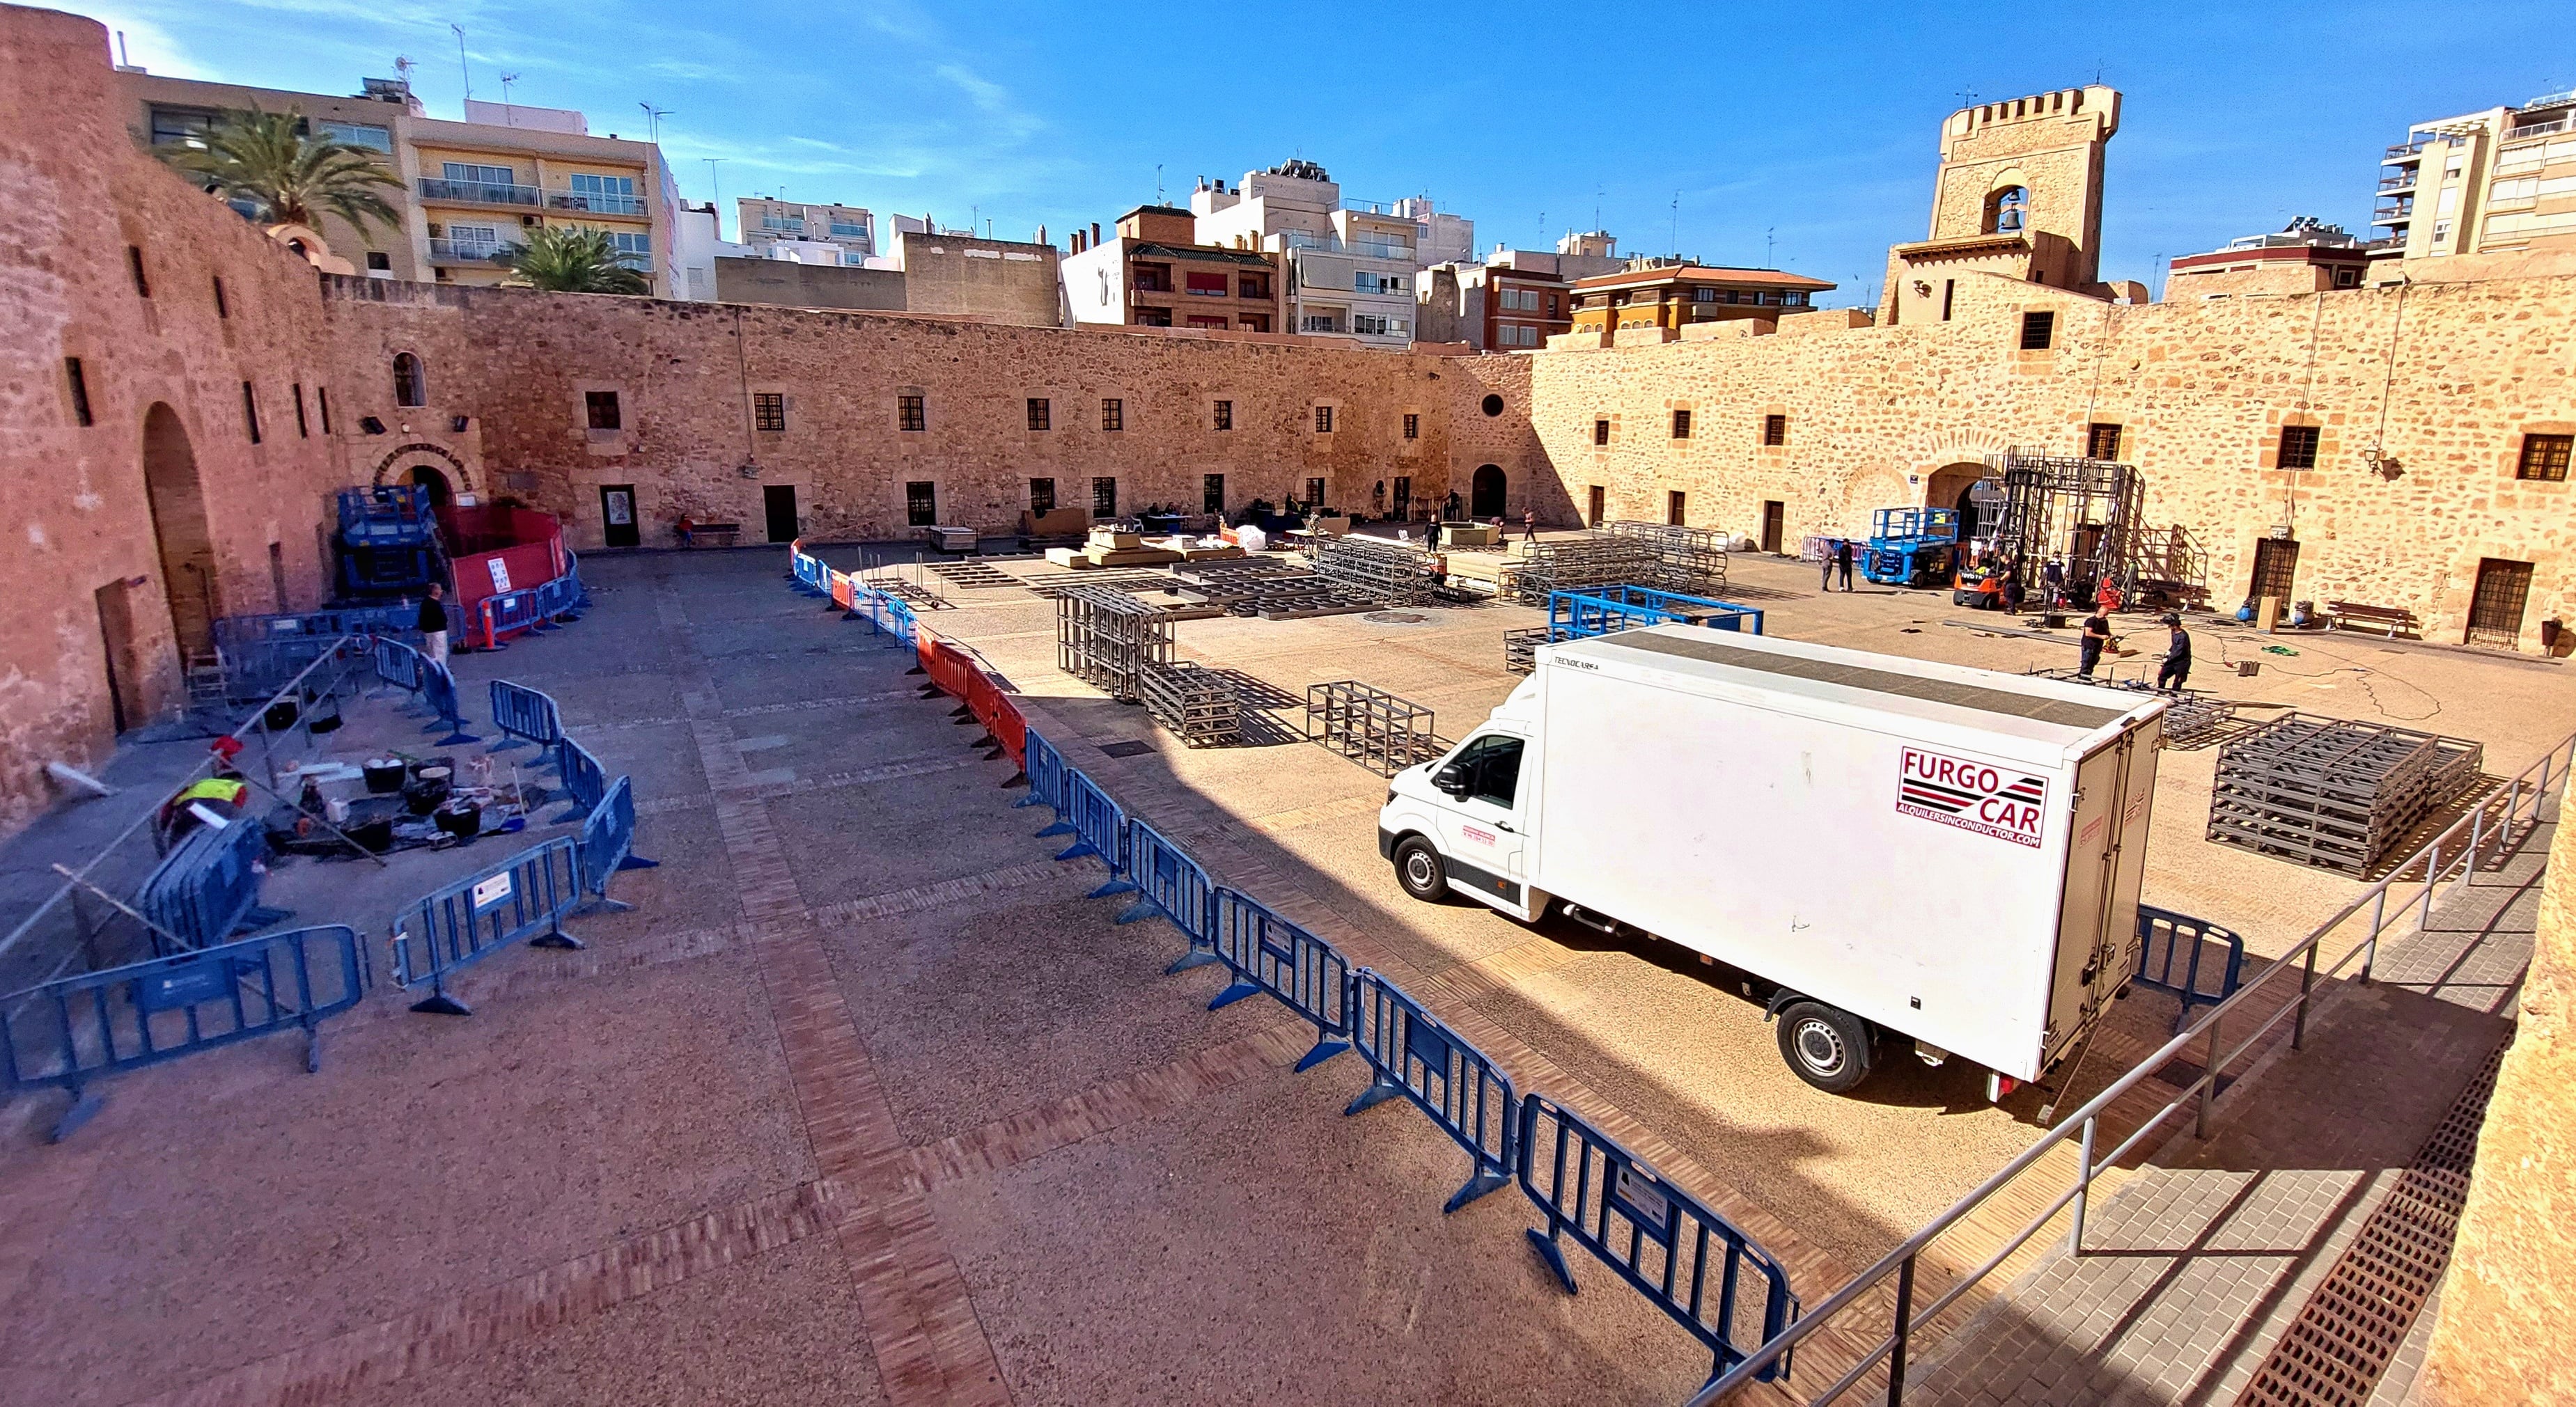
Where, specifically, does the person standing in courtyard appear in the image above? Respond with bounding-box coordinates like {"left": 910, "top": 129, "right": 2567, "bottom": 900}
{"left": 2155, "top": 613, "right": 2192, "bottom": 692}
{"left": 419, "top": 581, "right": 450, "bottom": 666}
{"left": 1835, "top": 536, "right": 1856, "bottom": 592}
{"left": 2079, "top": 604, "right": 2114, "bottom": 677}
{"left": 1523, "top": 508, "right": 1538, "bottom": 543}
{"left": 1821, "top": 538, "right": 1837, "bottom": 591}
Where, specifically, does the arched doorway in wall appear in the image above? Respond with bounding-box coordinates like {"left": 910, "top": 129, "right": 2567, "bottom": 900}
{"left": 141, "top": 402, "right": 219, "bottom": 666}
{"left": 402, "top": 463, "right": 453, "bottom": 508}
{"left": 1923, "top": 462, "right": 1988, "bottom": 542}
{"left": 1471, "top": 464, "right": 1506, "bottom": 519}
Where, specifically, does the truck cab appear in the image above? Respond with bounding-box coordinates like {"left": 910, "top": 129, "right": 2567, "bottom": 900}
{"left": 1380, "top": 683, "right": 1546, "bottom": 922}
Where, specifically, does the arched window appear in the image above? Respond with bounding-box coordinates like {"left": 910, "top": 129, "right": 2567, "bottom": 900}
{"left": 392, "top": 352, "right": 426, "bottom": 408}
{"left": 1985, "top": 187, "right": 2029, "bottom": 236}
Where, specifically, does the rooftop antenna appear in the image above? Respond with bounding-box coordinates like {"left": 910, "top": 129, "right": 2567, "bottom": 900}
{"left": 394, "top": 54, "right": 416, "bottom": 84}
{"left": 639, "top": 102, "right": 671, "bottom": 144}
{"left": 704, "top": 157, "right": 726, "bottom": 234}
{"left": 1669, "top": 190, "right": 1680, "bottom": 258}
{"left": 498, "top": 72, "right": 520, "bottom": 125}
{"left": 115, "top": 30, "right": 130, "bottom": 67}
{"left": 451, "top": 24, "right": 470, "bottom": 104}
{"left": 1156, "top": 163, "right": 1164, "bottom": 202}
{"left": 1766, "top": 226, "right": 1774, "bottom": 268}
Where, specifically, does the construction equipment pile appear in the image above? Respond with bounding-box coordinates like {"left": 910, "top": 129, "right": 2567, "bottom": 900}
{"left": 1509, "top": 528, "right": 1725, "bottom": 604}
{"left": 2206, "top": 714, "right": 2483, "bottom": 876}
{"left": 1139, "top": 660, "right": 1242, "bottom": 747}
{"left": 1311, "top": 535, "right": 1443, "bottom": 606}
{"left": 1055, "top": 586, "right": 1173, "bottom": 702}
{"left": 1600, "top": 521, "right": 1729, "bottom": 593}
{"left": 1166, "top": 558, "right": 1378, "bottom": 620}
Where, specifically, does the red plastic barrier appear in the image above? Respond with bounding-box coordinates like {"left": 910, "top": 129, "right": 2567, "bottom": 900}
{"left": 980, "top": 689, "right": 1028, "bottom": 771}
{"left": 915, "top": 631, "right": 1027, "bottom": 773}
{"left": 830, "top": 571, "right": 854, "bottom": 610}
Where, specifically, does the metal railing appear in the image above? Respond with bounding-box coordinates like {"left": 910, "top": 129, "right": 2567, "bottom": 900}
{"left": 1694, "top": 727, "right": 2576, "bottom": 1406}
{"left": 2505, "top": 114, "right": 2572, "bottom": 141}
{"left": 2378, "top": 172, "right": 2418, "bottom": 192}
{"left": 427, "top": 239, "right": 516, "bottom": 266}
{"left": 418, "top": 177, "right": 540, "bottom": 207}
{"left": 550, "top": 191, "right": 643, "bottom": 215}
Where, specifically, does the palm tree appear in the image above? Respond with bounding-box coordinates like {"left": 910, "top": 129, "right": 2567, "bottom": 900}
{"left": 501, "top": 225, "right": 650, "bottom": 295}
{"left": 157, "top": 107, "right": 401, "bottom": 234}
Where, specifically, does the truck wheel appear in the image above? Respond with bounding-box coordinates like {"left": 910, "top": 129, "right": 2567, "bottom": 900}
{"left": 1392, "top": 837, "right": 1448, "bottom": 902}
{"left": 1777, "top": 1002, "right": 1875, "bottom": 1093}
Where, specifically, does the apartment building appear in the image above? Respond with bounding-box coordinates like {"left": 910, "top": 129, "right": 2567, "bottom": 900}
{"left": 1419, "top": 230, "right": 1625, "bottom": 350}
{"left": 1061, "top": 205, "right": 1282, "bottom": 331}
{"left": 2165, "top": 219, "right": 2370, "bottom": 299}
{"left": 1190, "top": 162, "right": 1467, "bottom": 349}
{"left": 735, "top": 197, "right": 880, "bottom": 267}
{"left": 122, "top": 70, "right": 686, "bottom": 297}
{"left": 2375, "top": 89, "right": 2576, "bottom": 259}
{"left": 1568, "top": 262, "right": 1835, "bottom": 339}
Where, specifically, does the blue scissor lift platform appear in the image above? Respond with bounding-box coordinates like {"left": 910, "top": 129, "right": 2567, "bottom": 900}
{"left": 1861, "top": 506, "right": 1960, "bottom": 588}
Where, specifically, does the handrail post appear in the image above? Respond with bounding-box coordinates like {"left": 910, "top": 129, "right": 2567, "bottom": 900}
{"left": 1884, "top": 1253, "right": 1917, "bottom": 1407}
{"left": 2419, "top": 838, "right": 2441, "bottom": 931}
{"left": 2068, "top": 1115, "right": 2097, "bottom": 1256}
{"left": 2195, "top": 1012, "right": 2222, "bottom": 1140}
{"left": 2363, "top": 891, "right": 2385, "bottom": 985}
{"left": 2293, "top": 941, "right": 2318, "bottom": 1049}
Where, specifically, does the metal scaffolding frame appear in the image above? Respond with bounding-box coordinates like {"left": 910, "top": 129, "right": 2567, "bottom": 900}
{"left": 2206, "top": 714, "right": 2484, "bottom": 876}
{"left": 1054, "top": 586, "right": 1173, "bottom": 702}
{"left": 1976, "top": 448, "right": 2149, "bottom": 601}
{"left": 1599, "top": 521, "right": 1729, "bottom": 593}
{"left": 1312, "top": 536, "right": 1443, "bottom": 606}
{"left": 1139, "top": 659, "right": 1242, "bottom": 746}
{"left": 1305, "top": 680, "right": 1439, "bottom": 776}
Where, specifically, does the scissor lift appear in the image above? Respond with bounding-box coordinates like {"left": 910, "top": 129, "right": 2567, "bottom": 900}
{"left": 1861, "top": 505, "right": 1960, "bottom": 587}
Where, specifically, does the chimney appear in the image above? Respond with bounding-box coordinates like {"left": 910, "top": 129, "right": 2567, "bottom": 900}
{"left": 1091, "top": 221, "right": 1102, "bottom": 246}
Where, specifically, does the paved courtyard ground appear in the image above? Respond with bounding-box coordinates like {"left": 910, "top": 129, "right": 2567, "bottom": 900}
{"left": 0, "top": 543, "right": 2561, "bottom": 1406}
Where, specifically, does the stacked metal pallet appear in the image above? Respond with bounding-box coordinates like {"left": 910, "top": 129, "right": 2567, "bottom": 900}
{"left": 1055, "top": 586, "right": 1173, "bottom": 702}
{"left": 1510, "top": 535, "right": 1666, "bottom": 604}
{"left": 2207, "top": 714, "right": 2484, "bottom": 876}
{"left": 1021, "top": 569, "right": 1177, "bottom": 598}
{"left": 1169, "top": 558, "right": 1379, "bottom": 619}
{"left": 1306, "top": 680, "right": 1439, "bottom": 776}
{"left": 1601, "top": 521, "right": 1729, "bottom": 592}
{"left": 1139, "top": 660, "right": 1242, "bottom": 747}
{"left": 1311, "top": 536, "right": 1442, "bottom": 606}
{"left": 1504, "top": 627, "right": 1549, "bottom": 675}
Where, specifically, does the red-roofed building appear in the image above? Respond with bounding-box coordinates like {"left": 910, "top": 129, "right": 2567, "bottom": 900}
{"left": 1567, "top": 262, "right": 1836, "bottom": 339}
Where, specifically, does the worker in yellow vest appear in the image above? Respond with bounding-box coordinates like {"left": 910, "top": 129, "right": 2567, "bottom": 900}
{"left": 161, "top": 775, "right": 249, "bottom": 844}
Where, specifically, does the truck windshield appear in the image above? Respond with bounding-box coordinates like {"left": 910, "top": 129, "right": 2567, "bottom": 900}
{"left": 1453, "top": 735, "right": 1523, "bottom": 808}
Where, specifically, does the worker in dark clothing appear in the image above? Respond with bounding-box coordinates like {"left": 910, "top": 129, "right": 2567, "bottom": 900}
{"left": 2079, "top": 606, "right": 2115, "bottom": 677}
{"left": 2155, "top": 613, "right": 2192, "bottom": 692}
{"left": 2042, "top": 557, "right": 2066, "bottom": 608}
{"left": 417, "top": 582, "right": 450, "bottom": 666}
{"left": 1834, "top": 537, "right": 1855, "bottom": 591}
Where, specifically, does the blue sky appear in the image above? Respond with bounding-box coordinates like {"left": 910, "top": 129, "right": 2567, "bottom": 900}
{"left": 79, "top": 0, "right": 2573, "bottom": 306}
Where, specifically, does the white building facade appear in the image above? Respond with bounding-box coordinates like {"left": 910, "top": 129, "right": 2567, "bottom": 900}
{"left": 1190, "top": 162, "right": 1472, "bottom": 349}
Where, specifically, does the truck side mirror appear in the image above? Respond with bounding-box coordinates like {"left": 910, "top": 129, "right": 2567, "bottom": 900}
{"left": 1433, "top": 764, "right": 1467, "bottom": 796}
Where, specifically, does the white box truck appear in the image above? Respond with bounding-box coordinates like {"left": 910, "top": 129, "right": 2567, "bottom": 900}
{"left": 1375, "top": 625, "right": 2166, "bottom": 1096}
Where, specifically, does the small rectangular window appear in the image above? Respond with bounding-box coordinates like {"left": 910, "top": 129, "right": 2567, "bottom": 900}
{"left": 1101, "top": 398, "right": 1123, "bottom": 432}
{"left": 366, "top": 251, "right": 392, "bottom": 271}
{"left": 242, "top": 381, "right": 261, "bottom": 443}
{"left": 292, "top": 383, "right": 309, "bottom": 438}
{"left": 1593, "top": 418, "right": 1610, "bottom": 446}
{"left": 1203, "top": 473, "right": 1226, "bottom": 515}
{"left": 317, "top": 386, "right": 332, "bottom": 434}
{"left": 128, "top": 246, "right": 150, "bottom": 298}
{"left": 65, "top": 358, "right": 93, "bottom": 427}
{"left": 1304, "top": 477, "right": 1327, "bottom": 507}
{"left": 1027, "top": 398, "right": 1051, "bottom": 432}
{"left": 2086, "top": 423, "right": 2123, "bottom": 460}
{"left": 1212, "top": 399, "right": 1233, "bottom": 431}
{"left": 1315, "top": 405, "right": 1334, "bottom": 434}
{"left": 1667, "top": 490, "right": 1687, "bottom": 526}
{"left": 2277, "top": 425, "right": 2321, "bottom": 471}
{"left": 1029, "top": 477, "right": 1056, "bottom": 513}
{"left": 586, "top": 390, "right": 622, "bottom": 430}
{"left": 2516, "top": 433, "right": 2573, "bottom": 482}
{"left": 898, "top": 393, "right": 926, "bottom": 432}
{"left": 1940, "top": 279, "right": 1955, "bottom": 322}
{"left": 754, "top": 392, "right": 786, "bottom": 432}
{"left": 906, "top": 481, "right": 937, "bottom": 526}
{"left": 1762, "top": 414, "right": 1787, "bottom": 447}
{"left": 1671, "top": 409, "right": 1692, "bottom": 439}
{"left": 1092, "top": 475, "right": 1118, "bottom": 517}
{"left": 213, "top": 276, "right": 228, "bottom": 319}
{"left": 1403, "top": 413, "right": 1419, "bottom": 441}
{"left": 2020, "top": 311, "right": 2055, "bottom": 350}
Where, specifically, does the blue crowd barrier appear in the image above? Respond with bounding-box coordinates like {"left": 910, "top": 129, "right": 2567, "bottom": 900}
{"left": 2134, "top": 904, "right": 2245, "bottom": 1030}
{"left": 419, "top": 661, "right": 481, "bottom": 746}
{"left": 1017, "top": 728, "right": 1070, "bottom": 814}
{"left": 1118, "top": 815, "right": 1214, "bottom": 943}
{"left": 1517, "top": 1094, "right": 1799, "bottom": 1387}
{"left": 576, "top": 774, "right": 657, "bottom": 912}
{"left": 1346, "top": 969, "right": 1517, "bottom": 1211}
{"left": 1546, "top": 586, "right": 1765, "bottom": 644}
{"left": 1205, "top": 886, "right": 1352, "bottom": 1071}
{"left": 136, "top": 817, "right": 292, "bottom": 956}
{"left": 552, "top": 734, "right": 609, "bottom": 822}
{"left": 791, "top": 549, "right": 830, "bottom": 595}
{"left": 0, "top": 924, "right": 366, "bottom": 1141}
{"left": 487, "top": 679, "right": 563, "bottom": 760}
{"left": 1054, "top": 770, "right": 1129, "bottom": 881}
{"left": 565, "top": 553, "right": 593, "bottom": 609}
{"left": 388, "top": 835, "right": 585, "bottom": 1015}
{"left": 371, "top": 636, "right": 426, "bottom": 708}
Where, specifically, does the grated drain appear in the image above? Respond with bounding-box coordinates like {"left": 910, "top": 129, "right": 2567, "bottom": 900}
{"left": 1096, "top": 739, "right": 1155, "bottom": 759}
{"left": 2233, "top": 1041, "right": 2507, "bottom": 1407}
{"left": 1363, "top": 611, "right": 1429, "bottom": 624}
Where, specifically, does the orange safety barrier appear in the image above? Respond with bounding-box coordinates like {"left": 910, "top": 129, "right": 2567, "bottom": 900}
{"left": 830, "top": 571, "right": 854, "bottom": 611}
{"left": 914, "top": 632, "right": 1028, "bottom": 774}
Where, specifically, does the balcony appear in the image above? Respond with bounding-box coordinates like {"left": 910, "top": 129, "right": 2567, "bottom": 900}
{"left": 550, "top": 191, "right": 644, "bottom": 216}
{"left": 2378, "top": 171, "right": 2417, "bottom": 193}
{"left": 419, "top": 177, "right": 541, "bottom": 207}
{"left": 2506, "top": 113, "right": 2573, "bottom": 141}
{"left": 2371, "top": 201, "right": 2412, "bottom": 227}
{"left": 428, "top": 238, "right": 517, "bottom": 266}
{"left": 1345, "top": 237, "right": 1415, "bottom": 261}
{"left": 1132, "top": 281, "right": 1173, "bottom": 296}
{"left": 2382, "top": 138, "right": 2432, "bottom": 164}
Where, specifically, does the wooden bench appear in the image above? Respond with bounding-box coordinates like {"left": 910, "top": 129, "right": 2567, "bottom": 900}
{"left": 2327, "top": 600, "right": 2419, "bottom": 638}
{"left": 685, "top": 522, "right": 741, "bottom": 547}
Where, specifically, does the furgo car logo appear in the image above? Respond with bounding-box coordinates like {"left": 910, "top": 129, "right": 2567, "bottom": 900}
{"left": 1897, "top": 747, "right": 2047, "bottom": 848}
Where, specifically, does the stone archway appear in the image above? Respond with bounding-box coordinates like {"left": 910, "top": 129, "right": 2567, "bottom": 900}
{"left": 1471, "top": 464, "right": 1506, "bottom": 519}
{"left": 1924, "top": 461, "right": 1989, "bottom": 540}
{"left": 370, "top": 442, "right": 473, "bottom": 500}
{"left": 403, "top": 464, "right": 453, "bottom": 507}
{"left": 141, "top": 402, "right": 218, "bottom": 663}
